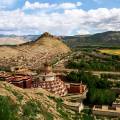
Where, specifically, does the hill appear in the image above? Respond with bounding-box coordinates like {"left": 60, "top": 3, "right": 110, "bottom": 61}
{"left": 0, "top": 81, "right": 74, "bottom": 120}
{"left": 63, "top": 31, "right": 120, "bottom": 48}
{"left": 0, "top": 32, "right": 71, "bottom": 69}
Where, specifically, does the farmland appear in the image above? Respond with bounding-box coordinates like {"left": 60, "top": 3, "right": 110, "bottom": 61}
{"left": 99, "top": 49, "right": 120, "bottom": 56}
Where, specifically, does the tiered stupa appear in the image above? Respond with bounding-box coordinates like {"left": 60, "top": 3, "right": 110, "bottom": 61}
{"left": 33, "top": 62, "right": 67, "bottom": 96}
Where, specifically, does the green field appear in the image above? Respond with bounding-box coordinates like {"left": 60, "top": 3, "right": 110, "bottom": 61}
{"left": 99, "top": 49, "right": 120, "bottom": 56}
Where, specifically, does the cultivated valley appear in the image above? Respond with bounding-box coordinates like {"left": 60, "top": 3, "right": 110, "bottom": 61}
{"left": 1, "top": 31, "right": 120, "bottom": 120}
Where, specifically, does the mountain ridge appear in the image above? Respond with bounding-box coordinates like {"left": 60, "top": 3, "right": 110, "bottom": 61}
{"left": 62, "top": 31, "right": 120, "bottom": 48}
{"left": 0, "top": 32, "right": 71, "bottom": 69}
{"left": 1, "top": 31, "right": 120, "bottom": 47}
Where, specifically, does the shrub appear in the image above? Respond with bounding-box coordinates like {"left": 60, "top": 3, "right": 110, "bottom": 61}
{"left": 12, "top": 91, "right": 23, "bottom": 103}
{"left": 0, "top": 77, "right": 5, "bottom": 81}
{"left": 0, "top": 95, "right": 19, "bottom": 120}
{"left": 48, "top": 95, "right": 63, "bottom": 108}
{"left": 0, "top": 66, "right": 11, "bottom": 72}
{"left": 23, "top": 100, "right": 40, "bottom": 117}
{"left": 23, "top": 100, "right": 53, "bottom": 120}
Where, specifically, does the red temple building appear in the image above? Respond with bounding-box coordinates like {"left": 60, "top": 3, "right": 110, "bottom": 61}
{"left": 0, "top": 71, "right": 32, "bottom": 88}
{"left": 66, "top": 83, "right": 87, "bottom": 94}
{"left": 6, "top": 75, "right": 32, "bottom": 88}
{"left": 0, "top": 64, "right": 87, "bottom": 97}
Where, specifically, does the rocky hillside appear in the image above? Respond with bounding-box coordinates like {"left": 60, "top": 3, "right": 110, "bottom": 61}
{"left": 63, "top": 31, "right": 120, "bottom": 48}
{"left": 0, "top": 81, "right": 75, "bottom": 120}
{"left": 0, "top": 32, "right": 71, "bottom": 69}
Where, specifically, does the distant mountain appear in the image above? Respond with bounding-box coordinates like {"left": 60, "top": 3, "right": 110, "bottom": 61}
{"left": 0, "top": 37, "right": 26, "bottom": 45}
{"left": 62, "top": 31, "right": 120, "bottom": 48}
{"left": 0, "top": 32, "right": 71, "bottom": 69}
{"left": 0, "top": 34, "right": 40, "bottom": 45}
{"left": 1, "top": 31, "right": 120, "bottom": 47}
{"left": 0, "top": 34, "right": 17, "bottom": 37}
{"left": 22, "top": 35, "right": 40, "bottom": 41}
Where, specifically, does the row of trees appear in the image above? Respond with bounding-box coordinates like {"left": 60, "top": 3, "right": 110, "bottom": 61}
{"left": 66, "top": 71, "right": 116, "bottom": 105}
{"left": 67, "top": 71, "right": 111, "bottom": 89}
{"left": 101, "top": 73, "right": 120, "bottom": 80}
{"left": 67, "top": 59, "right": 120, "bottom": 71}
{"left": 111, "top": 54, "right": 120, "bottom": 61}
{"left": 86, "top": 88, "right": 116, "bottom": 105}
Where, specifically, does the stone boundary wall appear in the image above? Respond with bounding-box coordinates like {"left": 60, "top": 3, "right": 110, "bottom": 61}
{"left": 93, "top": 110, "right": 120, "bottom": 117}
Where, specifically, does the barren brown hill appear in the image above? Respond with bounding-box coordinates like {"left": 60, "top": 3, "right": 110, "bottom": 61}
{"left": 0, "top": 32, "right": 71, "bottom": 69}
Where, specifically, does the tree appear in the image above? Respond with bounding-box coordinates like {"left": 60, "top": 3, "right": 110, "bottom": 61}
{"left": 86, "top": 89, "right": 116, "bottom": 105}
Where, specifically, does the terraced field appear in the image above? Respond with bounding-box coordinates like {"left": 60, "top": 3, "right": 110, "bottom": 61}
{"left": 99, "top": 49, "right": 120, "bottom": 56}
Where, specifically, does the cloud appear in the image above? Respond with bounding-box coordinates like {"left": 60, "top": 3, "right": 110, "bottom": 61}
{"left": 57, "top": 2, "right": 82, "bottom": 9}
{"left": 0, "top": 7, "right": 120, "bottom": 35}
{"left": 92, "top": 0, "right": 119, "bottom": 4}
{"left": 0, "top": 0, "right": 17, "bottom": 9}
{"left": 23, "top": 1, "right": 82, "bottom": 10}
{"left": 77, "top": 30, "right": 90, "bottom": 35}
{"left": 24, "top": 1, "right": 54, "bottom": 10}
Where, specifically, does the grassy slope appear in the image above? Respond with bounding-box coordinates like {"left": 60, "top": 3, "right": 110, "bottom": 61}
{"left": 0, "top": 81, "right": 74, "bottom": 120}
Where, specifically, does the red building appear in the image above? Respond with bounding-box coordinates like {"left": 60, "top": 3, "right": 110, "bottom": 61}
{"left": 66, "top": 83, "right": 87, "bottom": 94}
{"left": 6, "top": 75, "right": 32, "bottom": 88}
{"left": 0, "top": 72, "right": 32, "bottom": 88}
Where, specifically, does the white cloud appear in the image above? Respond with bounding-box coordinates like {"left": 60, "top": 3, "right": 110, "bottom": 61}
{"left": 77, "top": 30, "right": 90, "bottom": 35}
{"left": 57, "top": 2, "right": 82, "bottom": 9}
{"left": 24, "top": 1, "right": 55, "bottom": 10}
{"left": 23, "top": 1, "right": 82, "bottom": 10}
{"left": 0, "top": 0, "right": 17, "bottom": 9}
{"left": 0, "top": 7, "right": 120, "bottom": 35}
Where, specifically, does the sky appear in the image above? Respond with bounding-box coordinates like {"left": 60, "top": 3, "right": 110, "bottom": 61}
{"left": 0, "top": 0, "right": 120, "bottom": 35}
